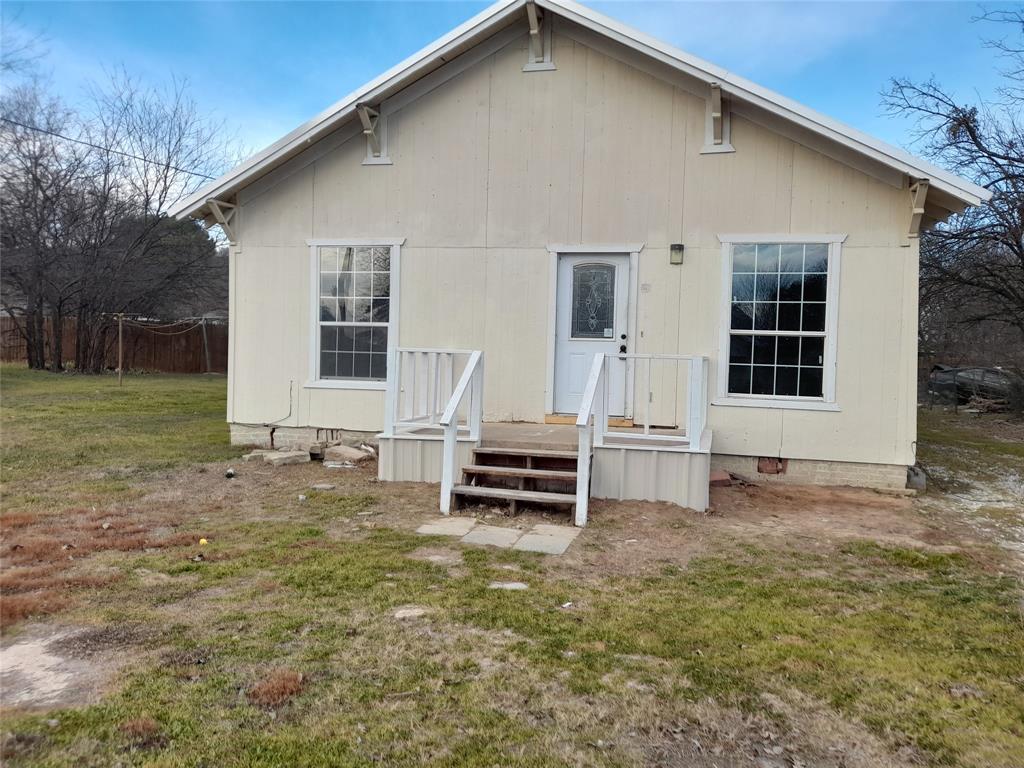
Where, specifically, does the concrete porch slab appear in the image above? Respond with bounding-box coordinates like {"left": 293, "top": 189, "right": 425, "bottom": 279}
{"left": 416, "top": 518, "right": 477, "bottom": 537}
{"left": 461, "top": 525, "right": 522, "bottom": 548}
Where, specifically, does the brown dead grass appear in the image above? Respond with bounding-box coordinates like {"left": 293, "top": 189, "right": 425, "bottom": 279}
{"left": 119, "top": 716, "right": 163, "bottom": 748}
{"left": 247, "top": 668, "right": 305, "bottom": 707}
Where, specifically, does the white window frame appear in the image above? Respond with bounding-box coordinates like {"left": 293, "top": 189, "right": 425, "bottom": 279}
{"left": 305, "top": 237, "right": 404, "bottom": 391}
{"left": 714, "top": 234, "right": 844, "bottom": 412}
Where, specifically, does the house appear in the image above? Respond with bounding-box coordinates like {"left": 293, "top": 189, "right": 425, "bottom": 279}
{"left": 170, "top": 0, "right": 990, "bottom": 524}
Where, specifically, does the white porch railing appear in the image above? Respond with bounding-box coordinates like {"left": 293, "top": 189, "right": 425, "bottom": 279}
{"left": 383, "top": 348, "right": 477, "bottom": 437}
{"left": 574, "top": 352, "right": 710, "bottom": 527}
{"left": 439, "top": 350, "right": 484, "bottom": 514}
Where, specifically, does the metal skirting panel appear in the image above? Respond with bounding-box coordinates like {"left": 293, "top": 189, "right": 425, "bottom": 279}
{"left": 591, "top": 447, "right": 710, "bottom": 512}
{"left": 378, "top": 437, "right": 473, "bottom": 483}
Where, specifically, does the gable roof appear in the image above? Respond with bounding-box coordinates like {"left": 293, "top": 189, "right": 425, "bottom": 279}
{"left": 170, "top": 0, "right": 991, "bottom": 221}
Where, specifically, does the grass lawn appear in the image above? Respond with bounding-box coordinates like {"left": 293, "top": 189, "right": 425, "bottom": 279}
{"left": 1, "top": 366, "right": 1022, "bottom": 767}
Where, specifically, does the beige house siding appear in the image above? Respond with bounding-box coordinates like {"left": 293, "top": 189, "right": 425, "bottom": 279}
{"left": 226, "top": 26, "right": 919, "bottom": 469}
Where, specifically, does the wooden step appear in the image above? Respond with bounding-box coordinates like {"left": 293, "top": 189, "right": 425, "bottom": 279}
{"left": 452, "top": 484, "right": 576, "bottom": 506}
{"left": 462, "top": 464, "right": 577, "bottom": 481}
{"left": 474, "top": 446, "right": 579, "bottom": 460}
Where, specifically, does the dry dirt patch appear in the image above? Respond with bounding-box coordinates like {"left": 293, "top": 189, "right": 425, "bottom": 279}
{"left": 0, "top": 623, "right": 147, "bottom": 710}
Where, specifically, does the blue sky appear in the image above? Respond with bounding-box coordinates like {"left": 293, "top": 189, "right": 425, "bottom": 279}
{"left": 2, "top": 1, "right": 1013, "bottom": 161}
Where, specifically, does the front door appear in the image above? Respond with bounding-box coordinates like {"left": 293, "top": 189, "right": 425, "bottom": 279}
{"left": 554, "top": 254, "right": 629, "bottom": 415}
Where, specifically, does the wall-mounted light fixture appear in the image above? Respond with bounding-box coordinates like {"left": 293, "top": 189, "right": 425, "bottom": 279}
{"left": 669, "top": 243, "right": 685, "bottom": 265}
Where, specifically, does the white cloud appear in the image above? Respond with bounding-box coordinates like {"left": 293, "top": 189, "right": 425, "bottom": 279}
{"left": 590, "top": 1, "right": 898, "bottom": 78}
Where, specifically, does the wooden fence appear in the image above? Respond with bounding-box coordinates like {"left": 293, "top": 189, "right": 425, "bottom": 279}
{"left": 0, "top": 316, "right": 228, "bottom": 374}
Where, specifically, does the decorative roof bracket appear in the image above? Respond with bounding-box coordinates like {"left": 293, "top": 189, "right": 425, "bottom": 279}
{"left": 207, "top": 198, "right": 238, "bottom": 244}
{"left": 357, "top": 103, "right": 382, "bottom": 157}
{"left": 526, "top": 1, "right": 544, "bottom": 63}
{"left": 909, "top": 178, "right": 930, "bottom": 238}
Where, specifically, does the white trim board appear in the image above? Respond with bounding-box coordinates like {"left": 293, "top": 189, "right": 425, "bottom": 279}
{"left": 170, "top": 0, "right": 988, "bottom": 222}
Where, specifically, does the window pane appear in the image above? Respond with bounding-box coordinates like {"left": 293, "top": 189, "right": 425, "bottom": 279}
{"left": 353, "top": 273, "right": 372, "bottom": 298}
{"left": 371, "top": 299, "right": 390, "bottom": 323}
{"left": 338, "top": 299, "right": 355, "bottom": 322}
{"left": 754, "top": 302, "right": 777, "bottom": 331}
{"left": 756, "top": 243, "right": 780, "bottom": 273}
{"left": 320, "top": 275, "right": 338, "bottom": 297}
{"left": 802, "top": 303, "right": 826, "bottom": 332}
{"left": 803, "top": 274, "right": 827, "bottom": 302}
{"left": 319, "top": 247, "right": 338, "bottom": 272}
{"left": 805, "top": 244, "right": 828, "bottom": 273}
{"left": 353, "top": 327, "right": 372, "bottom": 353}
{"left": 353, "top": 247, "right": 373, "bottom": 272}
{"left": 728, "top": 364, "right": 751, "bottom": 394}
{"left": 337, "top": 353, "right": 354, "bottom": 378}
{"left": 755, "top": 273, "right": 779, "bottom": 303}
{"left": 777, "top": 336, "right": 800, "bottom": 365}
{"left": 370, "top": 353, "right": 387, "bottom": 380}
{"left": 321, "top": 326, "right": 338, "bottom": 352}
{"left": 338, "top": 326, "right": 356, "bottom": 352}
{"left": 370, "top": 326, "right": 388, "bottom": 353}
{"left": 732, "top": 274, "right": 754, "bottom": 302}
{"left": 779, "top": 244, "right": 804, "bottom": 273}
{"left": 729, "top": 335, "right": 753, "bottom": 364}
{"left": 753, "top": 336, "right": 776, "bottom": 365}
{"left": 320, "top": 351, "right": 337, "bottom": 378}
{"left": 731, "top": 302, "right": 754, "bottom": 330}
{"left": 339, "top": 248, "right": 354, "bottom": 272}
{"left": 353, "top": 353, "right": 371, "bottom": 378}
{"left": 372, "top": 273, "right": 390, "bottom": 298}
{"left": 571, "top": 263, "right": 616, "bottom": 338}
{"left": 778, "top": 273, "right": 802, "bottom": 301}
{"left": 801, "top": 337, "right": 824, "bottom": 366}
{"left": 372, "top": 247, "right": 391, "bottom": 272}
{"left": 337, "top": 274, "right": 352, "bottom": 297}
{"left": 799, "top": 367, "right": 823, "bottom": 397}
{"left": 733, "top": 244, "right": 756, "bottom": 272}
{"left": 320, "top": 298, "right": 338, "bottom": 322}
{"left": 778, "top": 303, "right": 801, "bottom": 331}
{"left": 353, "top": 299, "right": 372, "bottom": 322}
{"left": 752, "top": 365, "right": 774, "bottom": 395}
{"left": 775, "top": 366, "right": 799, "bottom": 396}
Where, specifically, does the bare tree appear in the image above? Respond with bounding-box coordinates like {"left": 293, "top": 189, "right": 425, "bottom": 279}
{"left": 884, "top": 9, "right": 1024, "bottom": 345}
{"left": 0, "top": 67, "right": 234, "bottom": 372}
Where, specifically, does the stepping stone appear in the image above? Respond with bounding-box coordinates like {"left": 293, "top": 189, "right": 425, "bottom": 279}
{"left": 265, "top": 450, "right": 311, "bottom": 466}
{"left": 488, "top": 581, "right": 528, "bottom": 591}
{"left": 416, "top": 517, "right": 477, "bottom": 537}
{"left": 394, "top": 607, "right": 429, "bottom": 619}
{"left": 513, "top": 524, "right": 581, "bottom": 555}
{"left": 461, "top": 525, "right": 521, "bottom": 549}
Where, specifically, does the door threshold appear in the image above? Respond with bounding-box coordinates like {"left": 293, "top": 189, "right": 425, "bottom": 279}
{"left": 545, "top": 413, "right": 634, "bottom": 427}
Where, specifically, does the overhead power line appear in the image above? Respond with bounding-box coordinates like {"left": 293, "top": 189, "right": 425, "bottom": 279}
{"left": 0, "top": 116, "right": 217, "bottom": 180}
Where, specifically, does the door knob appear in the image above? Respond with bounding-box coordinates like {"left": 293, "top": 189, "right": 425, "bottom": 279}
{"left": 619, "top": 344, "right": 627, "bottom": 354}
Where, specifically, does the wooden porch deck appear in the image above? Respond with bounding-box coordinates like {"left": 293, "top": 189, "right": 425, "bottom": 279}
{"left": 392, "top": 421, "right": 690, "bottom": 451}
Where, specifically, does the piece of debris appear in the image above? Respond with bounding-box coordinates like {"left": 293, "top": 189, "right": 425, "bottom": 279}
{"left": 560, "top": 601, "right": 574, "bottom": 609}
{"left": 709, "top": 469, "right": 732, "bottom": 487}
{"left": 225, "top": 467, "right": 237, "bottom": 478}
{"left": 907, "top": 465, "right": 927, "bottom": 491}
{"left": 323, "top": 461, "right": 356, "bottom": 469}
{"left": 311, "top": 483, "right": 336, "bottom": 491}
{"left": 488, "top": 581, "right": 529, "bottom": 591}
{"left": 199, "top": 538, "right": 208, "bottom": 546}
{"left": 298, "top": 494, "right": 307, "bottom": 503}
{"left": 393, "top": 607, "right": 429, "bottom": 619}
{"left": 191, "top": 553, "right": 204, "bottom": 563}
{"left": 358, "top": 443, "right": 377, "bottom": 457}
{"left": 264, "top": 450, "right": 311, "bottom": 467}
{"left": 241, "top": 451, "right": 271, "bottom": 463}
{"left": 324, "top": 444, "right": 369, "bottom": 464}
{"left": 101, "top": 522, "right": 111, "bottom": 530}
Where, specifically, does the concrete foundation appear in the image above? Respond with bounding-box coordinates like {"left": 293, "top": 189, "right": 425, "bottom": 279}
{"left": 712, "top": 454, "right": 908, "bottom": 490}
{"left": 229, "top": 424, "right": 376, "bottom": 450}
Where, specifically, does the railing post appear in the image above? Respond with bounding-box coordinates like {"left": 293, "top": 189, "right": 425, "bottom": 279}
{"left": 575, "top": 422, "right": 591, "bottom": 527}
{"left": 687, "top": 357, "right": 706, "bottom": 448}
{"left": 382, "top": 346, "right": 398, "bottom": 437}
{"left": 594, "top": 363, "right": 607, "bottom": 448}
{"left": 469, "top": 354, "right": 483, "bottom": 441}
{"left": 440, "top": 420, "right": 457, "bottom": 514}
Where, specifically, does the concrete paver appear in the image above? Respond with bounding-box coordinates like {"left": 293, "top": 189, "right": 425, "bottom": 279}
{"left": 416, "top": 517, "right": 477, "bottom": 537}
{"left": 461, "top": 525, "right": 522, "bottom": 548}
